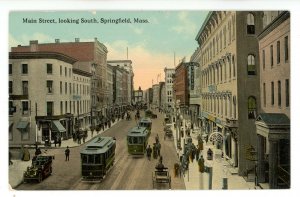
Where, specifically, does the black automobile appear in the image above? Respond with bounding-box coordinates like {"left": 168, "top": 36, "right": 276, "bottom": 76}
{"left": 23, "top": 155, "right": 54, "bottom": 183}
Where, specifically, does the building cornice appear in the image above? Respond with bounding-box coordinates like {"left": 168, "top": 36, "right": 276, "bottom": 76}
{"left": 9, "top": 51, "right": 77, "bottom": 64}
{"left": 73, "top": 68, "right": 93, "bottom": 77}
{"left": 258, "top": 11, "right": 290, "bottom": 40}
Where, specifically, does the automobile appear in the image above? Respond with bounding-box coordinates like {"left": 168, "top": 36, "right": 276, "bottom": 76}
{"left": 23, "top": 154, "right": 54, "bottom": 183}
{"left": 145, "top": 110, "right": 157, "bottom": 119}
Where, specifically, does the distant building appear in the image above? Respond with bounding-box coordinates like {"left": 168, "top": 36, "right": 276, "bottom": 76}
{"left": 152, "top": 84, "right": 160, "bottom": 108}
{"left": 164, "top": 67, "right": 175, "bottom": 112}
{"left": 174, "top": 61, "right": 189, "bottom": 111}
{"left": 133, "top": 87, "right": 143, "bottom": 105}
{"left": 107, "top": 60, "right": 134, "bottom": 105}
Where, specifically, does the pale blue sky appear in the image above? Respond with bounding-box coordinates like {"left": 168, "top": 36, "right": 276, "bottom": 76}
{"left": 9, "top": 11, "right": 208, "bottom": 89}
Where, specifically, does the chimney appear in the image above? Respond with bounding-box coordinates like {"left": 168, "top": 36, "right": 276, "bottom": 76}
{"left": 94, "top": 37, "right": 98, "bottom": 42}
{"left": 29, "top": 40, "right": 38, "bottom": 45}
{"left": 75, "top": 38, "right": 80, "bottom": 42}
{"left": 55, "top": 39, "right": 60, "bottom": 43}
{"left": 29, "top": 40, "right": 38, "bottom": 52}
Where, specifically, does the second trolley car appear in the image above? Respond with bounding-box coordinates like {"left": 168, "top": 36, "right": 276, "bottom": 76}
{"left": 127, "top": 126, "right": 150, "bottom": 155}
{"left": 138, "top": 118, "right": 152, "bottom": 132}
{"left": 80, "top": 136, "right": 116, "bottom": 182}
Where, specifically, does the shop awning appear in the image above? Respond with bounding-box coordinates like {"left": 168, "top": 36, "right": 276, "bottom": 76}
{"left": 52, "top": 120, "right": 66, "bottom": 133}
{"left": 16, "top": 121, "right": 29, "bottom": 129}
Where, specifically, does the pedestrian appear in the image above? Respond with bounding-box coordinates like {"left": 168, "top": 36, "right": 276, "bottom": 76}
{"left": 157, "top": 142, "right": 161, "bottom": 156}
{"left": 58, "top": 137, "right": 61, "bottom": 147}
{"left": 198, "top": 155, "right": 205, "bottom": 173}
{"left": 155, "top": 134, "right": 159, "bottom": 143}
{"left": 54, "top": 137, "right": 57, "bottom": 147}
{"left": 146, "top": 145, "right": 152, "bottom": 160}
{"left": 65, "top": 146, "right": 70, "bottom": 161}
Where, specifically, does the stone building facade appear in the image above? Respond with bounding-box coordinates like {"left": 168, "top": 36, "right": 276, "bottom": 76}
{"left": 9, "top": 52, "right": 91, "bottom": 147}
{"left": 195, "top": 11, "right": 264, "bottom": 175}
{"left": 255, "top": 11, "right": 290, "bottom": 189}
{"left": 164, "top": 67, "right": 175, "bottom": 112}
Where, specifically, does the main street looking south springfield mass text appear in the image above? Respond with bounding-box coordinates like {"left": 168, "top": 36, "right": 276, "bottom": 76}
{"left": 22, "top": 17, "right": 150, "bottom": 24}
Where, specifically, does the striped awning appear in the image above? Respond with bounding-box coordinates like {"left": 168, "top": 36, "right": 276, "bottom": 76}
{"left": 52, "top": 120, "right": 66, "bottom": 133}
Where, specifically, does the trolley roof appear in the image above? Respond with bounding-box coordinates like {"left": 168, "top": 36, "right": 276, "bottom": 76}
{"left": 127, "top": 126, "right": 149, "bottom": 137}
{"left": 80, "top": 137, "right": 116, "bottom": 154}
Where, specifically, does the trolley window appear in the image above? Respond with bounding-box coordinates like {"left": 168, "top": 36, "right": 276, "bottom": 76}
{"left": 88, "top": 155, "right": 94, "bottom": 163}
{"left": 95, "top": 154, "right": 101, "bottom": 164}
{"left": 81, "top": 154, "right": 88, "bottom": 164}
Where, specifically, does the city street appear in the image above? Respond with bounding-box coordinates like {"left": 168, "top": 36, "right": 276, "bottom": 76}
{"left": 14, "top": 110, "right": 185, "bottom": 190}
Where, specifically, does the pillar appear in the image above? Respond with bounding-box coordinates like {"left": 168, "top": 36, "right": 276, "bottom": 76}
{"left": 257, "top": 134, "right": 266, "bottom": 183}
{"left": 269, "top": 139, "right": 278, "bottom": 189}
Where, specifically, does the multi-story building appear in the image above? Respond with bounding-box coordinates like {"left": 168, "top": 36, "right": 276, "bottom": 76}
{"left": 174, "top": 61, "right": 189, "bottom": 112}
{"left": 11, "top": 38, "right": 108, "bottom": 122}
{"left": 133, "top": 86, "right": 143, "bottom": 105}
{"left": 164, "top": 67, "right": 175, "bottom": 112}
{"left": 159, "top": 82, "right": 166, "bottom": 110}
{"left": 152, "top": 84, "right": 160, "bottom": 108}
{"left": 190, "top": 48, "right": 202, "bottom": 128}
{"left": 111, "top": 65, "right": 124, "bottom": 114}
{"left": 255, "top": 11, "right": 290, "bottom": 189}
{"left": 195, "top": 11, "right": 264, "bottom": 175}
{"left": 107, "top": 60, "right": 134, "bottom": 105}
{"left": 9, "top": 51, "right": 91, "bottom": 147}
{"left": 106, "top": 64, "right": 114, "bottom": 117}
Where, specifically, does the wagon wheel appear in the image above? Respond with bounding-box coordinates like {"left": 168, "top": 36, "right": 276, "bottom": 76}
{"left": 38, "top": 173, "right": 42, "bottom": 183}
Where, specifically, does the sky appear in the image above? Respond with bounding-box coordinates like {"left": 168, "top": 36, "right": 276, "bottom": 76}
{"left": 9, "top": 11, "right": 208, "bottom": 90}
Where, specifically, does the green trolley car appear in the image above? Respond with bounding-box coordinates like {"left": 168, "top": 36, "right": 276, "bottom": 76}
{"left": 80, "top": 136, "right": 116, "bottom": 182}
{"left": 127, "top": 126, "right": 150, "bottom": 155}
{"left": 138, "top": 118, "right": 152, "bottom": 132}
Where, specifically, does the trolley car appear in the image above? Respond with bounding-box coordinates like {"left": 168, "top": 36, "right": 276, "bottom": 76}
{"left": 138, "top": 118, "right": 152, "bottom": 132}
{"left": 80, "top": 136, "right": 116, "bottom": 182}
{"left": 127, "top": 126, "right": 150, "bottom": 155}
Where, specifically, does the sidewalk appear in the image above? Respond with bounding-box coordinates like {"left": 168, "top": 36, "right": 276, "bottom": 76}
{"left": 9, "top": 119, "right": 121, "bottom": 189}
{"left": 171, "top": 118, "right": 256, "bottom": 190}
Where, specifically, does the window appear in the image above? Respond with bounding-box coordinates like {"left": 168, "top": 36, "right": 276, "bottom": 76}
{"left": 262, "top": 50, "right": 265, "bottom": 70}
{"left": 47, "top": 64, "right": 53, "bottom": 74}
{"left": 60, "top": 66, "right": 62, "bottom": 76}
{"left": 263, "top": 83, "right": 266, "bottom": 107}
{"left": 9, "top": 81, "right": 13, "bottom": 94}
{"left": 276, "top": 41, "right": 281, "bottom": 65}
{"left": 284, "top": 36, "right": 289, "bottom": 62}
{"left": 278, "top": 80, "right": 281, "bottom": 107}
{"left": 65, "top": 101, "right": 68, "bottom": 113}
{"left": 286, "top": 79, "right": 289, "bottom": 107}
{"left": 65, "top": 82, "right": 67, "bottom": 94}
{"left": 248, "top": 96, "right": 257, "bottom": 119}
{"left": 247, "top": 54, "right": 256, "bottom": 75}
{"left": 22, "top": 64, "right": 28, "bottom": 74}
{"left": 47, "top": 102, "right": 53, "bottom": 116}
{"left": 22, "top": 81, "right": 28, "bottom": 95}
{"left": 232, "top": 56, "right": 236, "bottom": 77}
{"left": 224, "top": 27, "right": 227, "bottom": 47}
{"left": 65, "top": 67, "right": 67, "bottom": 77}
{"left": 247, "top": 13, "right": 255, "bottom": 34}
{"left": 271, "top": 81, "right": 274, "bottom": 105}
{"left": 9, "top": 64, "right": 12, "bottom": 75}
{"left": 60, "top": 81, "right": 62, "bottom": 94}
{"left": 69, "top": 68, "right": 71, "bottom": 77}
{"left": 22, "top": 101, "right": 29, "bottom": 115}
{"left": 9, "top": 101, "right": 14, "bottom": 116}
{"left": 21, "top": 127, "right": 30, "bottom": 141}
{"left": 60, "top": 101, "right": 63, "bottom": 114}
{"left": 69, "top": 83, "right": 72, "bottom": 94}
{"left": 47, "top": 80, "right": 53, "bottom": 93}
{"left": 270, "top": 45, "right": 274, "bottom": 67}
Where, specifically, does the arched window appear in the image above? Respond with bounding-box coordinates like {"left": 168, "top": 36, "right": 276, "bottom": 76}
{"left": 247, "top": 13, "right": 255, "bottom": 34}
{"left": 247, "top": 54, "right": 256, "bottom": 75}
{"left": 248, "top": 96, "right": 257, "bottom": 119}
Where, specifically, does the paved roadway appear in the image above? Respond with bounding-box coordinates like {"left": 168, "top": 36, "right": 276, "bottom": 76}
{"left": 16, "top": 110, "right": 185, "bottom": 190}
